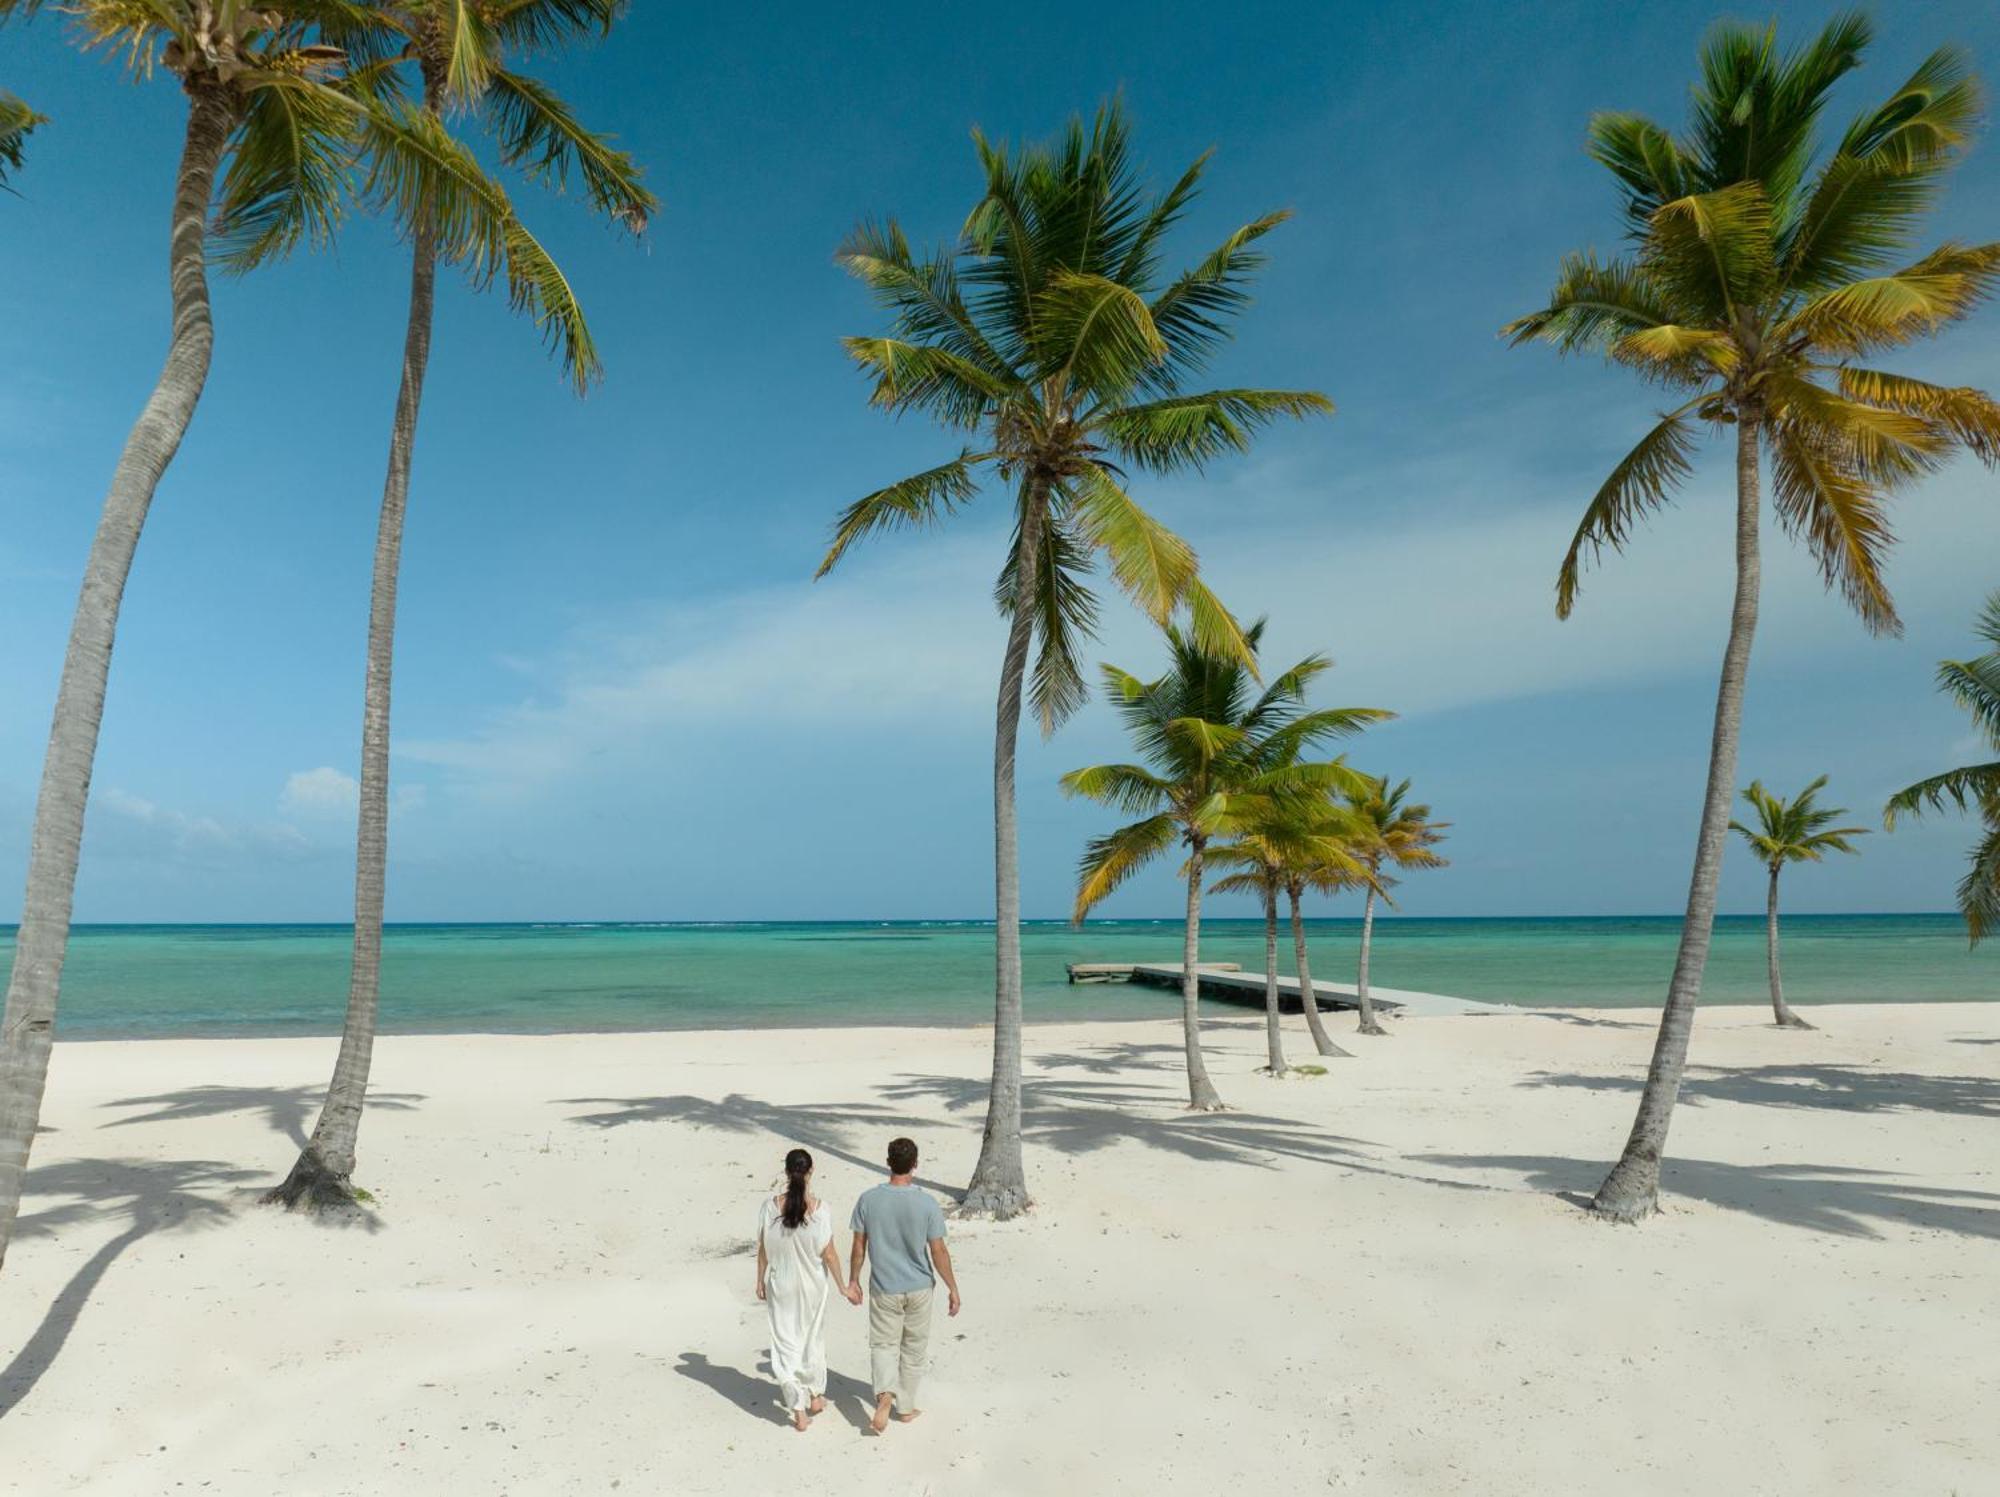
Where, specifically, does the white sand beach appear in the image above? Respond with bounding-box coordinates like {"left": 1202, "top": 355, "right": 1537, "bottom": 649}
{"left": 3, "top": 1004, "right": 1996, "bottom": 1495}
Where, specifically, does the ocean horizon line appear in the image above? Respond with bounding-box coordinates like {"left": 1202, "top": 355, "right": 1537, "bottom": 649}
{"left": 1, "top": 910, "right": 1968, "bottom": 932}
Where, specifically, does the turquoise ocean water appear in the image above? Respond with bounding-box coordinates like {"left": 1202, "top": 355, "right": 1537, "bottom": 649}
{"left": 1, "top": 915, "right": 1991, "bottom": 1039}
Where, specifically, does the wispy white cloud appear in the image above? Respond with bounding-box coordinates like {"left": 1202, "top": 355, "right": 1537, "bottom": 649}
{"left": 279, "top": 766, "right": 427, "bottom": 818}
{"left": 398, "top": 453, "right": 2000, "bottom": 803}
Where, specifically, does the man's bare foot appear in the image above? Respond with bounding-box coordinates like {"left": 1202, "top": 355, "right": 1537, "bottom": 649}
{"left": 896, "top": 1409, "right": 922, "bottom": 1424}
{"left": 792, "top": 1409, "right": 810, "bottom": 1433}
{"left": 869, "top": 1397, "right": 893, "bottom": 1434}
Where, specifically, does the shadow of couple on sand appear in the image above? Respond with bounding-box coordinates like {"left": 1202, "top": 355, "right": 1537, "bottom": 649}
{"left": 673, "top": 1351, "right": 878, "bottom": 1433}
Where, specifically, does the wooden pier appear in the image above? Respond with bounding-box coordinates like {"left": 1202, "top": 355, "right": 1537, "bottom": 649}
{"left": 1064, "top": 961, "right": 1507, "bottom": 1018}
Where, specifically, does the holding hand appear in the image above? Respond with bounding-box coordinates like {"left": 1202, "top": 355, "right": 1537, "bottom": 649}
{"left": 845, "top": 1283, "right": 864, "bottom": 1306}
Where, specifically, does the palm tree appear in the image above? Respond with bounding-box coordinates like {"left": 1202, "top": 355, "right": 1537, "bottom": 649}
{"left": 1209, "top": 793, "right": 1371, "bottom": 1075}
{"left": 1282, "top": 849, "right": 1359, "bottom": 1060}
{"left": 0, "top": 90, "right": 42, "bottom": 188}
{"left": 0, "top": 1, "right": 604, "bottom": 1265}
{"left": 1730, "top": 777, "right": 1868, "bottom": 1028}
{"left": 1505, "top": 14, "right": 2000, "bottom": 1221}
{"left": 1886, "top": 591, "right": 2000, "bottom": 943}
{"left": 1344, "top": 778, "right": 1448, "bottom": 1037}
{"left": 818, "top": 103, "right": 1329, "bottom": 1206}
{"left": 0, "top": 0, "right": 390, "bottom": 1272}
{"left": 1064, "top": 624, "right": 1385, "bottom": 1108}
{"left": 259, "top": 1, "right": 654, "bottom": 1215}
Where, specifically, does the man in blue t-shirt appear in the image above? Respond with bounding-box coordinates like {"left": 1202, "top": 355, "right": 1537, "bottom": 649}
{"left": 849, "top": 1136, "right": 963, "bottom": 1433}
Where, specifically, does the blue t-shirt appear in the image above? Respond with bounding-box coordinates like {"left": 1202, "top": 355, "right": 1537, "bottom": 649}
{"left": 850, "top": 1182, "right": 947, "bottom": 1294}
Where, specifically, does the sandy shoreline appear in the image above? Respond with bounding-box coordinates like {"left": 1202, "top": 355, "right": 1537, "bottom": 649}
{"left": 4, "top": 1003, "right": 1995, "bottom": 1494}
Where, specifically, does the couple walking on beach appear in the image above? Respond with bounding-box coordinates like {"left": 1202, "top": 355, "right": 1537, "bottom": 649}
{"left": 755, "top": 1136, "right": 964, "bottom": 1434}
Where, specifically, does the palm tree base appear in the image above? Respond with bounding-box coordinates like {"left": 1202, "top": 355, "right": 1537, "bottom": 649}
{"left": 1588, "top": 1156, "right": 1660, "bottom": 1223}
{"left": 1355, "top": 1019, "right": 1390, "bottom": 1038}
{"left": 1773, "top": 1011, "right": 1816, "bottom": 1030}
{"left": 957, "top": 1180, "right": 1032, "bottom": 1219}
{"left": 1311, "top": 1038, "right": 1356, "bottom": 1059}
{"left": 1183, "top": 1096, "right": 1231, "bottom": 1113}
{"left": 263, "top": 1147, "right": 368, "bottom": 1218}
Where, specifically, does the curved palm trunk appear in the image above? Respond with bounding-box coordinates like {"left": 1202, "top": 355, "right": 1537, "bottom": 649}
{"left": 1259, "top": 886, "right": 1286, "bottom": 1074}
{"left": 1766, "top": 864, "right": 1811, "bottom": 1029}
{"left": 961, "top": 483, "right": 1046, "bottom": 1216}
{"left": 1592, "top": 416, "right": 1763, "bottom": 1222}
{"left": 1289, "top": 884, "right": 1350, "bottom": 1058}
{"left": 0, "top": 87, "right": 234, "bottom": 1271}
{"left": 1355, "top": 887, "right": 1387, "bottom": 1036}
{"left": 268, "top": 192, "right": 440, "bottom": 1211}
{"left": 1180, "top": 837, "right": 1225, "bottom": 1110}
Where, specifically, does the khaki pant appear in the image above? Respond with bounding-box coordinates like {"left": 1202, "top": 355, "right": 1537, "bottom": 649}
{"left": 867, "top": 1286, "right": 933, "bottom": 1412}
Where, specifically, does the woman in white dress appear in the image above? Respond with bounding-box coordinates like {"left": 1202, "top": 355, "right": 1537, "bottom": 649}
{"left": 756, "top": 1148, "right": 861, "bottom": 1431}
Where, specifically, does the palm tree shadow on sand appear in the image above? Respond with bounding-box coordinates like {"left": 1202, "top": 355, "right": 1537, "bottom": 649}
{"left": 1415, "top": 1153, "right": 2000, "bottom": 1240}
{"left": 99, "top": 1085, "right": 426, "bottom": 1150}
{"left": 672, "top": 1351, "right": 876, "bottom": 1433}
{"left": 1518, "top": 1064, "right": 2000, "bottom": 1120}
{"left": 0, "top": 1157, "right": 263, "bottom": 1421}
{"left": 558, "top": 1094, "right": 965, "bottom": 1201}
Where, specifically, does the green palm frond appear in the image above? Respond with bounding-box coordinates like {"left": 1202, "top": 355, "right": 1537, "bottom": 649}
{"left": 1145, "top": 209, "right": 1288, "bottom": 384}
{"left": 1955, "top": 811, "right": 2000, "bottom": 945}
{"left": 1064, "top": 466, "right": 1194, "bottom": 624}
{"left": 0, "top": 90, "right": 46, "bottom": 189}
{"left": 1642, "top": 183, "right": 1776, "bottom": 321}
{"left": 1837, "top": 369, "right": 2000, "bottom": 466}
{"left": 1885, "top": 763, "right": 2000, "bottom": 824}
{"left": 214, "top": 71, "right": 355, "bottom": 269}
{"left": 483, "top": 67, "right": 654, "bottom": 230}
{"left": 1587, "top": 111, "right": 1694, "bottom": 233}
{"left": 1003, "top": 513, "right": 1101, "bottom": 735}
{"left": 841, "top": 337, "right": 1010, "bottom": 429}
{"left": 1766, "top": 421, "right": 1900, "bottom": 634}
{"left": 1034, "top": 270, "right": 1166, "bottom": 394}
{"left": 1777, "top": 242, "right": 2000, "bottom": 355}
{"left": 1095, "top": 388, "right": 1333, "bottom": 474}
{"left": 1070, "top": 812, "right": 1177, "bottom": 921}
{"left": 489, "top": 0, "right": 619, "bottom": 52}
{"left": 1554, "top": 398, "right": 1705, "bottom": 619}
{"left": 1503, "top": 252, "right": 1672, "bottom": 351}
{"left": 441, "top": 0, "right": 501, "bottom": 104}
{"left": 816, "top": 452, "right": 989, "bottom": 578}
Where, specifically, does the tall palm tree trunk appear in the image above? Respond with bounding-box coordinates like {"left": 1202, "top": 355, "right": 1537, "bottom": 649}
{"left": 1765, "top": 864, "right": 1811, "bottom": 1029}
{"left": 1259, "top": 886, "right": 1286, "bottom": 1073}
{"left": 1355, "top": 887, "right": 1387, "bottom": 1036}
{"left": 1289, "top": 884, "right": 1350, "bottom": 1058}
{"left": 1180, "top": 837, "right": 1225, "bottom": 1110}
{"left": 0, "top": 86, "right": 235, "bottom": 1270}
{"left": 268, "top": 208, "right": 440, "bottom": 1210}
{"left": 1593, "top": 415, "right": 1763, "bottom": 1222}
{"left": 961, "top": 483, "right": 1046, "bottom": 1216}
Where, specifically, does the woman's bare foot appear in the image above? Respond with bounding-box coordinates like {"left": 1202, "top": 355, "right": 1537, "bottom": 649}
{"left": 792, "top": 1408, "right": 810, "bottom": 1433}
{"left": 808, "top": 1396, "right": 827, "bottom": 1416}
{"left": 869, "top": 1395, "right": 893, "bottom": 1434}
{"left": 896, "top": 1409, "right": 922, "bottom": 1424}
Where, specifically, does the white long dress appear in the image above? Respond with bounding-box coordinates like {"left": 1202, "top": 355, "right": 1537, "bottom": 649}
{"left": 760, "top": 1197, "right": 833, "bottom": 1412}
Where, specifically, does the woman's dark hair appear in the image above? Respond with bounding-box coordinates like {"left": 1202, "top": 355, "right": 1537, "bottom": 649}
{"left": 781, "top": 1148, "right": 813, "bottom": 1229}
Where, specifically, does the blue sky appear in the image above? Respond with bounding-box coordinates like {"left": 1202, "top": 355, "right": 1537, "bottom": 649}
{"left": 3, "top": 0, "right": 1998, "bottom": 922}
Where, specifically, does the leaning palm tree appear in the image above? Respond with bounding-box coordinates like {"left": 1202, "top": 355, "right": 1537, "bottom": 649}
{"left": 1505, "top": 14, "right": 2000, "bottom": 1221}
{"left": 0, "top": 90, "right": 42, "bottom": 188}
{"left": 258, "top": 1, "right": 654, "bottom": 1215}
{"left": 1282, "top": 847, "right": 1360, "bottom": 1060}
{"left": 1065, "top": 623, "right": 1385, "bottom": 1108}
{"left": 1886, "top": 591, "right": 2000, "bottom": 943}
{"left": 1344, "top": 778, "right": 1448, "bottom": 1037}
{"left": 819, "top": 102, "right": 1329, "bottom": 1206}
{"left": 1730, "top": 776, "right": 1868, "bottom": 1028}
{"left": 0, "top": 0, "right": 609, "bottom": 1266}
{"left": 1209, "top": 793, "right": 1371, "bottom": 1075}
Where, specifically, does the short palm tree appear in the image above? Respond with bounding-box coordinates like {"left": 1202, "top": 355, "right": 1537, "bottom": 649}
{"left": 258, "top": 0, "right": 654, "bottom": 1215}
{"left": 1209, "top": 794, "right": 1371, "bottom": 1075}
{"left": 1886, "top": 591, "right": 2000, "bottom": 943}
{"left": 0, "top": 90, "right": 42, "bottom": 187}
{"left": 1505, "top": 14, "right": 2000, "bottom": 1221}
{"left": 0, "top": 0, "right": 531, "bottom": 1274}
{"left": 819, "top": 102, "right": 1330, "bottom": 1203}
{"left": 1064, "top": 624, "right": 1386, "bottom": 1108}
{"left": 1344, "top": 778, "right": 1448, "bottom": 1036}
{"left": 1731, "top": 777, "right": 1867, "bottom": 1028}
